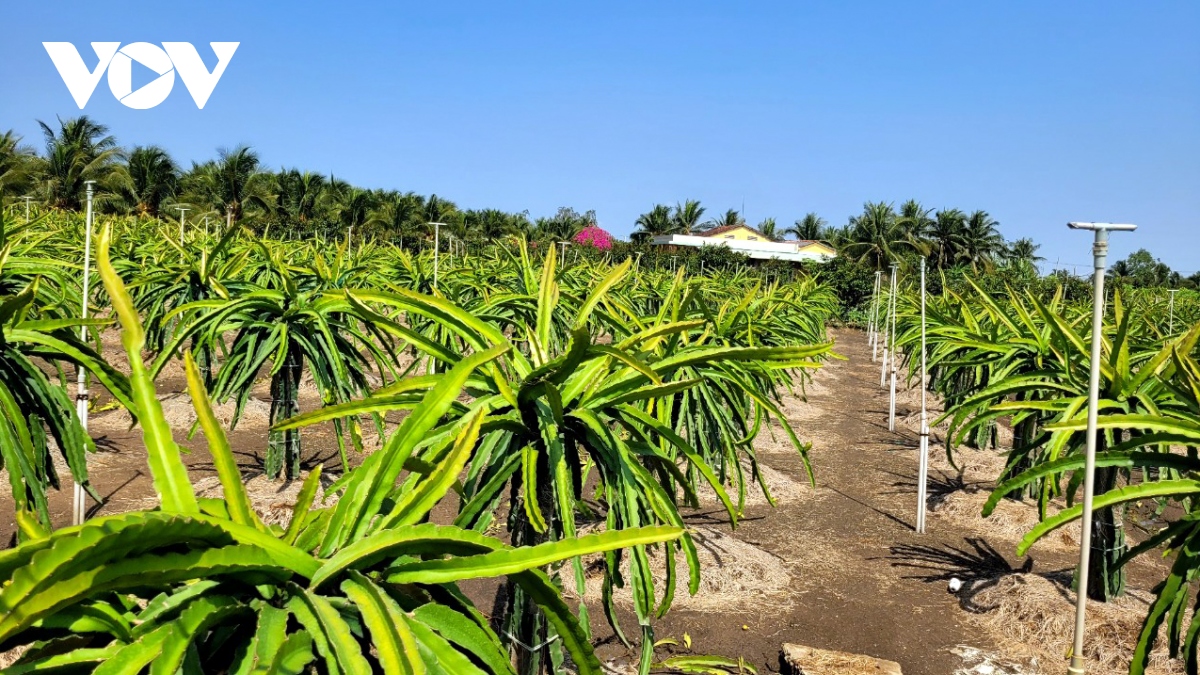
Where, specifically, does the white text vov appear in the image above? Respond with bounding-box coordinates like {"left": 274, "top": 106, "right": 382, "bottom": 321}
{"left": 43, "top": 42, "right": 239, "bottom": 110}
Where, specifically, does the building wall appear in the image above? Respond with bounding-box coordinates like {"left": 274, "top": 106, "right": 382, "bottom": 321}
{"left": 796, "top": 242, "right": 837, "bottom": 256}
{"left": 710, "top": 226, "right": 766, "bottom": 242}
{"left": 650, "top": 234, "right": 835, "bottom": 263}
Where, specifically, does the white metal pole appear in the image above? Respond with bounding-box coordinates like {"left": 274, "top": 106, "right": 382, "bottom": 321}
{"left": 888, "top": 264, "right": 898, "bottom": 430}
{"left": 1066, "top": 222, "right": 1136, "bottom": 675}
{"left": 881, "top": 269, "right": 892, "bottom": 388}
{"left": 429, "top": 222, "right": 445, "bottom": 288}
{"left": 876, "top": 271, "right": 883, "bottom": 346}
{"left": 175, "top": 207, "right": 189, "bottom": 245}
{"left": 74, "top": 181, "right": 97, "bottom": 525}
{"left": 917, "top": 258, "right": 929, "bottom": 533}
{"left": 1168, "top": 289, "right": 1179, "bottom": 334}
{"left": 23, "top": 195, "right": 32, "bottom": 222}
{"left": 870, "top": 271, "right": 882, "bottom": 358}
{"left": 867, "top": 272, "right": 875, "bottom": 349}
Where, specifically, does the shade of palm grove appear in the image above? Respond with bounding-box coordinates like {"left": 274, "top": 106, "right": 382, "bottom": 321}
{"left": 1, "top": 116, "right": 1199, "bottom": 674}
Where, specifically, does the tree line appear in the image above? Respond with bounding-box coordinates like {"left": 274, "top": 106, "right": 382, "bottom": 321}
{"left": 2, "top": 116, "right": 1193, "bottom": 288}
{"left": 632, "top": 199, "right": 1036, "bottom": 271}
{"left": 0, "top": 116, "right": 592, "bottom": 245}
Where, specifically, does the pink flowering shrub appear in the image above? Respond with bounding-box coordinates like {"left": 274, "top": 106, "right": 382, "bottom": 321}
{"left": 573, "top": 225, "right": 615, "bottom": 251}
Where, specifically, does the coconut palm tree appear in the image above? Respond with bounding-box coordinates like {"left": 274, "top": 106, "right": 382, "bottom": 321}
{"left": 269, "top": 169, "right": 329, "bottom": 232}
{"left": 114, "top": 146, "right": 178, "bottom": 218}
{"left": 423, "top": 193, "right": 458, "bottom": 226}
{"left": 671, "top": 199, "right": 705, "bottom": 234}
{"left": 184, "top": 145, "right": 269, "bottom": 222}
{"left": 375, "top": 190, "right": 424, "bottom": 245}
{"left": 786, "top": 212, "right": 827, "bottom": 241}
{"left": 961, "top": 210, "right": 1004, "bottom": 271}
{"left": 1006, "top": 237, "right": 1042, "bottom": 265}
{"left": 464, "top": 208, "right": 519, "bottom": 242}
{"left": 632, "top": 203, "right": 675, "bottom": 241}
{"left": 534, "top": 206, "right": 591, "bottom": 242}
{"left": 0, "top": 131, "right": 37, "bottom": 200}
{"left": 926, "top": 208, "right": 967, "bottom": 269}
{"left": 898, "top": 199, "right": 934, "bottom": 244}
{"left": 757, "top": 217, "right": 780, "bottom": 241}
{"left": 702, "top": 208, "right": 743, "bottom": 231}
{"left": 38, "top": 116, "right": 121, "bottom": 210}
{"left": 841, "top": 201, "right": 919, "bottom": 269}
{"left": 335, "top": 186, "right": 382, "bottom": 238}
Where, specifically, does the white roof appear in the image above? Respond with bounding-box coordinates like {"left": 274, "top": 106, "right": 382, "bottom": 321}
{"left": 649, "top": 234, "right": 835, "bottom": 263}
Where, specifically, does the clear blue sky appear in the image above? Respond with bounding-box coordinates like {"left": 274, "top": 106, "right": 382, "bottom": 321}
{"left": 2, "top": 1, "right": 1197, "bottom": 273}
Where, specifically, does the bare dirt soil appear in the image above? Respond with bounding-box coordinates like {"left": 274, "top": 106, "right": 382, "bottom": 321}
{"left": 0, "top": 328, "right": 1176, "bottom": 674}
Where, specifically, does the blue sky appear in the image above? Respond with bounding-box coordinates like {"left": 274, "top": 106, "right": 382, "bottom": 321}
{"left": 2, "top": 1, "right": 1197, "bottom": 273}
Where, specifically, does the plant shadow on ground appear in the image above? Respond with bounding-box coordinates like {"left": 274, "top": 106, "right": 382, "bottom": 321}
{"left": 880, "top": 537, "right": 1075, "bottom": 612}
{"left": 223, "top": 446, "right": 344, "bottom": 477}
{"left": 883, "top": 467, "right": 988, "bottom": 503}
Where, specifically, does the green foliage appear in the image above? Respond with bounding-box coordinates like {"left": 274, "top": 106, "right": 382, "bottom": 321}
{"left": 896, "top": 272, "right": 1200, "bottom": 671}
{"left": 2, "top": 205, "right": 838, "bottom": 673}
{"left": 0, "top": 224, "right": 682, "bottom": 674}
{"left": 0, "top": 207, "right": 133, "bottom": 532}
{"left": 279, "top": 244, "right": 832, "bottom": 672}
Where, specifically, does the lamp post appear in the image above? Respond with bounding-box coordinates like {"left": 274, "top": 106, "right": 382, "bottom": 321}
{"left": 867, "top": 271, "right": 875, "bottom": 352}
{"left": 916, "top": 257, "right": 929, "bottom": 533}
{"left": 1168, "top": 289, "right": 1180, "bottom": 334}
{"left": 558, "top": 241, "right": 569, "bottom": 263}
{"left": 880, "top": 268, "right": 893, "bottom": 388}
{"left": 428, "top": 222, "right": 446, "bottom": 288}
{"left": 887, "top": 263, "right": 898, "bottom": 431}
{"left": 870, "top": 271, "right": 882, "bottom": 360}
{"left": 175, "top": 207, "right": 189, "bottom": 245}
{"left": 1065, "top": 221, "right": 1137, "bottom": 675}
{"left": 22, "top": 195, "right": 33, "bottom": 222}
{"left": 74, "top": 181, "right": 98, "bottom": 525}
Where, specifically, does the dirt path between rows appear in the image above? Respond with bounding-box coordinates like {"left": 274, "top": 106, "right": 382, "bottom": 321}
{"left": 588, "top": 327, "right": 1022, "bottom": 673}
{"left": 592, "top": 327, "right": 1173, "bottom": 675}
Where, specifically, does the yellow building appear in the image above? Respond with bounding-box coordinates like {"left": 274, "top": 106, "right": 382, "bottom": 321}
{"left": 700, "top": 224, "right": 771, "bottom": 242}
{"left": 789, "top": 240, "right": 838, "bottom": 257}
{"left": 651, "top": 225, "right": 837, "bottom": 263}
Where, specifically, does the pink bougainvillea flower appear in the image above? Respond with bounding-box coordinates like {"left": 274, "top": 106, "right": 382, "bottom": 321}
{"left": 573, "top": 225, "right": 615, "bottom": 251}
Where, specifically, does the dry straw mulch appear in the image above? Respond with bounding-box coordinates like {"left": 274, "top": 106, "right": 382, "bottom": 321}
{"left": 965, "top": 573, "right": 1185, "bottom": 675}
{"left": 694, "top": 459, "right": 816, "bottom": 509}
{"left": 129, "top": 471, "right": 334, "bottom": 526}
{"left": 930, "top": 490, "right": 1081, "bottom": 554}
{"left": 88, "top": 392, "right": 272, "bottom": 431}
{"left": 572, "top": 525, "right": 796, "bottom": 613}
